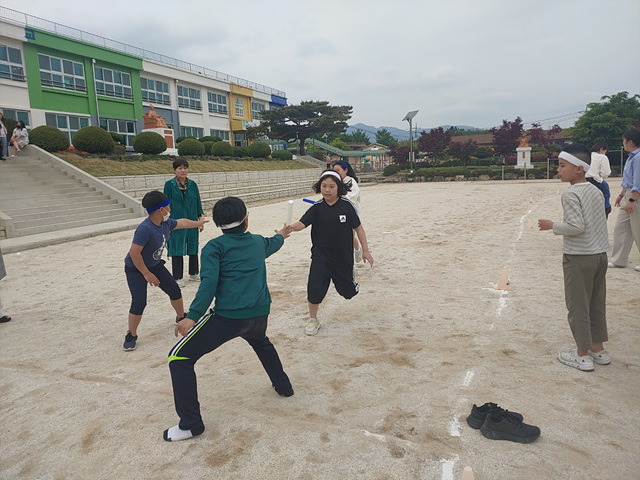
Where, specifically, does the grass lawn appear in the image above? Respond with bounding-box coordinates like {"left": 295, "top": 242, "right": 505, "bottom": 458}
{"left": 56, "top": 153, "right": 315, "bottom": 177}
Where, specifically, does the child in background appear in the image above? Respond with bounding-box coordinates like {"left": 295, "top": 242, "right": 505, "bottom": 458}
{"left": 290, "top": 170, "right": 373, "bottom": 336}
{"left": 165, "top": 197, "right": 293, "bottom": 442}
{"left": 586, "top": 143, "right": 612, "bottom": 218}
{"left": 538, "top": 144, "right": 610, "bottom": 371}
{"left": 333, "top": 161, "right": 363, "bottom": 262}
{"left": 123, "top": 191, "right": 208, "bottom": 351}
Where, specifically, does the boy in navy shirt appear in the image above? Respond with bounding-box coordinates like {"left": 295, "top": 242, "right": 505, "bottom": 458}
{"left": 123, "top": 191, "right": 208, "bottom": 351}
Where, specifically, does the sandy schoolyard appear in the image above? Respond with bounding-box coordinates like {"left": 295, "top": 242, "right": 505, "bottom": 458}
{"left": 0, "top": 179, "right": 638, "bottom": 480}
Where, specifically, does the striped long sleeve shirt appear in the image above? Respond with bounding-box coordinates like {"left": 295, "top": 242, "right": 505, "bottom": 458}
{"left": 553, "top": 182, "right": 609, "bottom": 255}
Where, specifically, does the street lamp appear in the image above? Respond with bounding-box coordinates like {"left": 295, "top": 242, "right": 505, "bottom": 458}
{"left": 402, "top": 110, "right": 419, "bottom": 171}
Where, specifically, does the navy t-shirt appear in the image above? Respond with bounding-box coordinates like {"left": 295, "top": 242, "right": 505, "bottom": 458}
{"left": 300, "top": 198, "right": 360, "bottom": 266}
{"left": 124, "top": 217, "right": 178, "bottom": 270}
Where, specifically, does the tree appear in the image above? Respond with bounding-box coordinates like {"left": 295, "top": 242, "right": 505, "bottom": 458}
{"left": 389, "top": 144, "right": 410, "bottom": 165}
{"left": 491, "top": 117, "right": 524, "bottom": 156}
{"left": 375, "top": 128, "right": 396, "bottom": 146}
{"left": 570, "top": 92, "right": 640, "bottom": 148}
{"left": 527, "top": 122, "right": 562, "bottom": 146}
{"left": 346, "top": 129, "right": 371, "bottom": 144}
{"left": 249, "top": 100, "right": 352, "bottom": 155}
{"left": 448, "top": 140, "right": 477, "bottom": 165}
{"left": 417, "top": 127, "right": 452, "bottom": 160}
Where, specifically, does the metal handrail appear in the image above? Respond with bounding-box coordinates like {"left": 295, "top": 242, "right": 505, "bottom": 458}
{"left": 1, "top": 6, "right": 287, "bottom": 98}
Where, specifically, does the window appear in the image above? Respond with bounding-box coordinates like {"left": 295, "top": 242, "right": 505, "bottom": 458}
{"left": 94, "top": 66, "right": 132, "bottom": 100}
{"left": 251, "top": 102, "right": 265, "bottom": 120}
{"left": 45, "top": 113, "right": 89, "bottom": 143}
{"left": 99, "top": 118, "right": 136, "bottom": 146}
{"left": 209, "top": 129, "right": 230, "bottom": 142}
{"left": 0, "top": 45, "right": 25, "bottom": 82}
{"left": 38, "top": 54, "right": 86, "bottom": 92}
{"left": 235, "top": 98, "right": 244, "bottom": 118}
{"left": 177, "top": 86, "right": 201, "bottom": 110}
{"left": 141, "top": 77, "right": 170, "bottom": 105}
{"left": 207, "top": 91, "right": 228, "bottom": 115}
{"left": 233, "top": 132, "right": 247, "bottom": 147}
{"left": 179, "top": 126, "right": 203, "bottom": 139}
{"left": 2, "top": 109, "right": 30, "bottom": 126}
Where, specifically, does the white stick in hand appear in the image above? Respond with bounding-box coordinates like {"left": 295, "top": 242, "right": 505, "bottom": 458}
{"left": 287, "top": 200, "right": 294, "bottom": 225}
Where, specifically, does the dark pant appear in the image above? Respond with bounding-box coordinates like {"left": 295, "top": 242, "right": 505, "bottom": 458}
{"left": 125, "top": 262, "right": 181, "bottom": 315}
{"left": 171, "top": 255, "right": 199, "bottom": 279}
{"left": 168, "top": 313, "right": 291, "bottom": 430}
{"left": 307, "top": 258, "right": 359, "bottom": 304}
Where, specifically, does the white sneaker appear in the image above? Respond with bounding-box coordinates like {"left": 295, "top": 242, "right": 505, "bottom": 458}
{"left": 176, "top": 278, "right": 185, "bottom": 288}
{"left": 189, "top": 274, "right": 201, "bottom": 282}
{"left": 557, "top": 349, "right": 594, "bottom": 371}
{"left": 635, "top": 265, "right": 640, "bottom": 272}
{"left": 608, "top": 262, "right": 624, "bottom": 268}
{"left": 354, "top": 248, "right": 363, "bottom": 263}
{"left": 588, "top": 349, "right": 611, "bottom": 365}
{"left": 305, "top": 318, "right": 320, "bottom": 336}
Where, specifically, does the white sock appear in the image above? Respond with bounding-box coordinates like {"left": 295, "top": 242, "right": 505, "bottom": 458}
{"left": 164, "top": 425, "right": 195, "bottom": 442}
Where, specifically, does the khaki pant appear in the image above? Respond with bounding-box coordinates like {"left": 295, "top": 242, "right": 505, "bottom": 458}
{"left": 609, "top": 193, "right": 640, "bottom": 266}
{"left": 563, "top": 253, "right": 608, "bottom": 351}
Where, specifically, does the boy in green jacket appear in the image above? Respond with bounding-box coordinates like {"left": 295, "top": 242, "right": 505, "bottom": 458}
{"left": 164, "top": 197, "right": 293, "bottom": 442}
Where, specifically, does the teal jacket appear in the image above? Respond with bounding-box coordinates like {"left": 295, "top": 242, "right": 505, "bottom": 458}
{"left": 163, "top": 177, "right": 204, "bottom": 256}
{"left": 186, "top": 231, "right": 284, "bottom": 321}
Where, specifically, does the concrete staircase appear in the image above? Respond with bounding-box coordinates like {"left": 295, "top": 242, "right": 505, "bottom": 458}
{"left": 0, "top": 146, "right": 144, "bottom": 250}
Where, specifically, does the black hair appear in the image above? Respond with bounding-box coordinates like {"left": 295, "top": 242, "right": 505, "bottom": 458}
{"left": 16, "top": 120, "right": 25, "bottom": 129}
{"left": 623, "top": 128, "right": 640, "bottom": 147}
{"left": 141, "top": 190, "right": 168, "bottom": 210}
{"left": 590, "top": 142, "right": 608, "bottom": 153}
{"left": 172, "top": 158, "right": 189, "bottom": 170}
{"left": 312, "top": 170, "right": 351, "bottom": 196}
{"left": 213, "top": 196, "right": 247, "bottom": 233}
{"left": 562, "top": 143, "right": 591, "bottom": 164}
{"left": 332, "top": 161, "right": 359, "bottom": 183}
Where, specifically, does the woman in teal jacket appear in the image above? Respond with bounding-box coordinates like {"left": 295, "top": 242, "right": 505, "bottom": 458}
{"left": 164, "top": 159, "right": 205, "bottom": 287}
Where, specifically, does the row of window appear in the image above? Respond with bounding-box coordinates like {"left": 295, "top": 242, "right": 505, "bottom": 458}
{"left": 2, "top": 48, "right": 268, "bottom": 119}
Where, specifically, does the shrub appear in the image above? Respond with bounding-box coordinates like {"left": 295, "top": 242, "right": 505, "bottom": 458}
{"left": 233, "top": 146, "right": 248, "bottom": 157}
{"left": 72, "top": 126, "right": 114, "bottom": 154}
{"left": 176, "top": 136, "right": 197, "bottom": 145}
{"left": 177, "top": 138, "right": 205, "bottom": 156}
{"left": 202, "top": 141, "right": 215, "bottom": 155}
{"left": 29, "top": 125, "right": 69, "bottom": 152}
{"left": 383, "top": 164, "right": 402, "bottom": 176}
{"left": 133, "top": 131, "right": 167, "bottom": 154}
{"left": 271, "top": 149, "right": 293, "bottom": 160}
{"left": 109, "top": 131, "right": 125, "bottom": 145}
{"left": 247, "top": 141, "right": 271, "bottom": 158}
{"left": 198, "top": 136, "right": 222, "bottom": 143}
{"left": 114, "top": 144, "right": 126, "bottom": 155}
{"left": 211, "top": 141, "right": 233, "bottom": 156}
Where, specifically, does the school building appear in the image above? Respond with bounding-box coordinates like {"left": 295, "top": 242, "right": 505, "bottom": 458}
{"left": 0, "top": 7, "right": 287, "bottom": 148}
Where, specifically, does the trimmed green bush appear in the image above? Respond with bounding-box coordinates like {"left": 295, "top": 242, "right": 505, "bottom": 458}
{"left": 211, "top": 141, "right": 233, "bottom": 156}
{"left": 247, "top": 141, "right": 271, "bottom": 158}
{"left": 202, "top": 141, "right": 215, "bottom": 155}
{"left": 176, "top": 136, "right": 197, "bottom": 145}
{"left": 271, "top": 149, "right": 293, "bottom": 160}
{"left": 233, "top": 146, "right": 248, "bottom": 157}
{"left": 114, "top": 144, "right": 126, "bottom": 155}
{"left": 383, "top": 164, "right": 401, "bottom": 176}
{"left": 72, "top": 126, "right": 115, "bottom": 154}
{"left": 133, "top": 131, "right": 167, "bottom": 154}
{"left": 177, "top": 138, "right": 205, "bottom": 156}
{"left": 109, "top": 131, "right": 125, "bottom": 145}
{"left": 198, "top": 136, "right": 222, "bottom": 143}
{"left": 29, "top": 125, "right": 69, "bottom": 152}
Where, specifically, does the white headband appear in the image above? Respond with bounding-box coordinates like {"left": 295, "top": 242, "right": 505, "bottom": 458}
{"left": 219, "top": 213, "right": 247, "bottom": 230}
{"left": 321, "top": 171, "right": 342, "bottom": 182}
{"left": 559, "top": 151, "right": 590, "bottom": 173}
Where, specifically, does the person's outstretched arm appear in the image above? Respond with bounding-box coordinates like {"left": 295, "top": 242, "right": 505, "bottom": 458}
{"left": 175, "top": 217, "right": 209, "bottom": 230}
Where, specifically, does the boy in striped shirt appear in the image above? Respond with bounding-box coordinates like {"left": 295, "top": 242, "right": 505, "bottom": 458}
{"left": 539, "top": 144, "right": 610, "bottom": 371}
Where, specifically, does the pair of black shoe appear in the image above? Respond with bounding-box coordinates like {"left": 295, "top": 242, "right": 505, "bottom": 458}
{"left": 467, "top": 402, "right": 540, "bottom": 444}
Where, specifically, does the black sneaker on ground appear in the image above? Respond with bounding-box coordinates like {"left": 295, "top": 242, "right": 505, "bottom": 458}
{"left": 0, "top": 315, "right": 11, "bottom": 323}
{"left": 466, "top": 402, "right": 523, "bottom": 429}
{"left": 123, "top": 331, "right": 137, "bottom": 351}
{"left": 273, "top": 385, "right": 294, "bottom": 397}
{"left": 480, "top": 409, "right": 541, "bottom": 443}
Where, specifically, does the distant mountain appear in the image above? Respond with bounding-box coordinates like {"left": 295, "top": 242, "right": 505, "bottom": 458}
{"left": 346, "top": 123, "right": 482, "bottom": 142}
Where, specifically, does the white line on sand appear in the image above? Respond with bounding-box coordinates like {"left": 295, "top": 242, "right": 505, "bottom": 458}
{"left": 441, "top": 455, "right": 459, "bottom": 480}
{"left": 462, "top": 370, "right": 475, "bottom": 387}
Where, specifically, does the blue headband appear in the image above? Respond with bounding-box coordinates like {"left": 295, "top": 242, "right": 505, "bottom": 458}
{"left": 147, "top": 198, "right": 170, "bottom": 213}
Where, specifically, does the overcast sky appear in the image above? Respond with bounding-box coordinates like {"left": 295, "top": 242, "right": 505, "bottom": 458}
{"left": 8, "top": 0, "right": 640, "bottom": 131}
